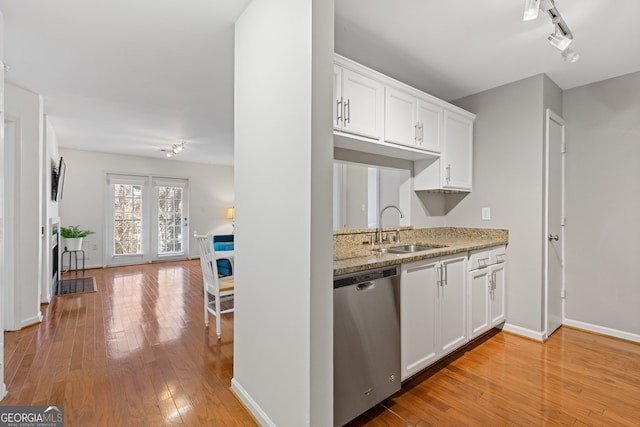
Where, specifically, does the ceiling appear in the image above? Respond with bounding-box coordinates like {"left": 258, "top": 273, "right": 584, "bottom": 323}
{"left": 1, "top": 0, "right": 639, "bottom": 166}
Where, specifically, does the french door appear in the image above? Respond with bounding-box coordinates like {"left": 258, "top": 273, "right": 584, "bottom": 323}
{"left": 106, "top": 174, "right": 189, "bottom": 266}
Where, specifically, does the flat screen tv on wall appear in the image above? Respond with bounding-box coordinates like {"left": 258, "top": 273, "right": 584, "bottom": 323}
{"left": 51, "top": 156, "right": 66, "bottom": 201}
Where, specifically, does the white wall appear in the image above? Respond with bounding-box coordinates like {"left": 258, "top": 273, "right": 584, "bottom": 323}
{"left": 4, "top": 82, "right": 43, "bottom": 330}
{"left": 58, "top": 148, "right": 234, "bottom": 268}
{"left": 440, "top": 75, "right": 548, "bottom": 336}
{"left": 41, "top": 116, "right": 59, "bottom": 302}
{"left": 0, "top": 10, "right": 7, "bottom": 397}
{"left": 563, "top": 71, "right": 640, "bottom": 339}
{"left": 233, "top": 0, "right": 334, "bottom": 425}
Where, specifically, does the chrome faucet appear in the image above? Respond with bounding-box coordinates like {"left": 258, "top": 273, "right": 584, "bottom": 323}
{"left": 377, "top": 205, "right": 405, "bottom": 243}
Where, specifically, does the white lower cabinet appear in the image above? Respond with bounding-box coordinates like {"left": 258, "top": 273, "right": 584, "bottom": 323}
{"left": 400, "top": 254, "right": 467, "bottom": 380}
{"left": 468, "top": 267, "right": 491, "bottom": 339}
{"left": 468, "top": 246, "right": 506, "bottom": 340}
{"left": 489, "top": 260, "right": 506, "bottom": 327}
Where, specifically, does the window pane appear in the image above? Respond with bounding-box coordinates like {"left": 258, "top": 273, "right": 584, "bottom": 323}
{"left": 113, "top": 183, "right": 143, "bottom": 255}
{"left": 157, "top": 186, "right": 183, "bottom": 254}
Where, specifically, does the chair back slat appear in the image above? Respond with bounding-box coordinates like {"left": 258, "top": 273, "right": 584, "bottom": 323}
{"left": 195, "top": 233, "right": 220, "bottom": 293}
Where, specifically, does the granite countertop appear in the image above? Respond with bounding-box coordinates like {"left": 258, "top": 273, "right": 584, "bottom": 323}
{"left": 333, "top": 228, "right": 508, "bottom": 276}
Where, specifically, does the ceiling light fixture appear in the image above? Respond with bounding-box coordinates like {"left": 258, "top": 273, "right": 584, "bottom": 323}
{"left": 523, "top": 0, "right": 540, "bottom": 21}
{"left": 522, "top": 0, "right": 579, "bottom": 62}
{"left": 161, "top": 141, "right": 187, "bottom": 158}
{"left": 561, "top": 48, "right": 580, "bottom": 63}
{"left": 547, "top": 30, "right": 572, "bottom": 51}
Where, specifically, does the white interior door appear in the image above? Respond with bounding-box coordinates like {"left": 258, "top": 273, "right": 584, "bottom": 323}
{"left": 545, "top": 110, "right": 565, "bottom": 337}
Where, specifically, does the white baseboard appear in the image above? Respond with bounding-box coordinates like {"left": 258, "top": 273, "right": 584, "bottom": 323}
{"left": 231, "top": 378, "right": 276, "bottom": 427}
{"left": 20, "top": 314, "right": 43, "bottom": 329}
{"left": 563, "top": 318, "right": 640, "bottom": 343}
{"left": 502, "top": 323, "right": 546, "bottom": 341}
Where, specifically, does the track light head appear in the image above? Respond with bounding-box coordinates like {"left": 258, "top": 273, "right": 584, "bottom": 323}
{"left": 523, "top": 0, "right": 540, "bottom": 21}
{"left": 561, "top": 48, "right": 580, "bottom": 63}
{"left": 548, "top": 31, "right": 572, "bottom": 51}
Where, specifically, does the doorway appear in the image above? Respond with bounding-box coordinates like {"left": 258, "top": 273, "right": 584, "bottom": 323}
{"left": 105, "top": 174, "right": 189, "bottom": 266}
{"left": 544, "top": 109, "right": 565, "bottom": 337}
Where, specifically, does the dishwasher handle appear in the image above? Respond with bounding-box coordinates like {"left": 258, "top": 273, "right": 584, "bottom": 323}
{"left": 334, "top": 265, "right": 399, "bottom": 289}
{"left": 356, "top": 282, "right": 376, "bottom": 291}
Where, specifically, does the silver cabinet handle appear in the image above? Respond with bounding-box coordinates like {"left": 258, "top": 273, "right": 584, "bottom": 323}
{"left": 548, "top": 234, "right": 559, "bottom": 241}
{"left": 446, "top": 164, "right": 451, "bottom": 183}
{"left": 344, "top": 99, "right": 350, "bottom": 124}
{"left": 336, "top": 97, "right": 343, "bottom": 124}
{"left": 419, "top": 123, "right": 424, "bottom": 142}
{"left": 414, "top": 123, "right": 419, "bottom": 143}
{"left": 437, "top": 265, "right": 443, "bottom": 287}
{"left": 442, "top": 263, "right": 448, "bottom": 286}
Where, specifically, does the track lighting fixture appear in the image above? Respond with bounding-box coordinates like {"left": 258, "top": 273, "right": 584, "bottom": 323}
{"left": 561, "top": 48, "right": 580, "bottom": 63}
{"left": 161, "top": 141, "right": 187, "bottom": 158}
{"left": 523, "top": 0, "right": 540, "bottom": 21}
{"left": 522, "top": 0, "right": 579, "bottom": 62}
{"left": 547, "top": 30, "right": 572, "bottom": 51}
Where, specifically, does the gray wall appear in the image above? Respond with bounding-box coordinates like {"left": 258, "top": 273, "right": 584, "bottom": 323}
{"left": 563, "top": 71, "right": 640, "bottom": 337}
{"left": 444, "top": 75, "right": 548, "bottom": 335}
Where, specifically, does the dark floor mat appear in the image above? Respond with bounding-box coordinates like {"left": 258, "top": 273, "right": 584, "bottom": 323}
{"left": 54, "top": 277, "right": 97, "bottom": 296}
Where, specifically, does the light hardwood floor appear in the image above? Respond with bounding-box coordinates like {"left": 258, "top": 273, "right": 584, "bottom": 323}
{"left": 3, "top": 260, "right": 640, "bottom": 426}
{"left": 2, "top": 260, "right": 255, "bottom": 426}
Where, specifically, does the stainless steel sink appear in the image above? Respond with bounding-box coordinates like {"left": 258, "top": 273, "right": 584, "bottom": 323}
{"left": 373, "top": 244, "right": 443, "bottom": 254}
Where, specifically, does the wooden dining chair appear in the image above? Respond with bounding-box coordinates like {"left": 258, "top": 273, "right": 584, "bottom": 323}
{"left": 194, "top": 233, "right": 235, "bottom": 339}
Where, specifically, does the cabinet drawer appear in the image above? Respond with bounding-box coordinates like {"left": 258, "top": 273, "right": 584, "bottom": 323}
{"left": 468, "top": 245, "right": 506, "bottom": 270}
{"left": 491, "top": 245, "right": 506, "bottom": 265}
{"left": 468, "top": 249, "right": 492, "bottom": 271}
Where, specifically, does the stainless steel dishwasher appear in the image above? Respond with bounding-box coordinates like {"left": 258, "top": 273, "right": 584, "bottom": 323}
{"left": 334, "top": 265, "right": 401, "bottom": 427}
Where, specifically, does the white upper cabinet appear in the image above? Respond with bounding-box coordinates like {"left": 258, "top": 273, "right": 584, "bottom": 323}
{"left": 416, "top": 100, "right": 443, "bottom": 153}
{"left": 384, "top": 87, "right": 416, "bottom": 146}
{"left": 384, "top": 87, "right": 442, "bottom": 153}
{"left": 442, "top": 110, "right": 473, "bottom": 190}
{"left": 333, "top": 64, "right": 384, "bottom": 140}
{"left": 414, "top": 109, "right": 474, "bottom": 192}
{"left": 333, "top": 54, "right": 475, "bottom": 187}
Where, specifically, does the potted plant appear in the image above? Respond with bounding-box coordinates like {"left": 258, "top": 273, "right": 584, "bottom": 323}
{"left": 60, "top": 225, "right": 95, "bottom": 251}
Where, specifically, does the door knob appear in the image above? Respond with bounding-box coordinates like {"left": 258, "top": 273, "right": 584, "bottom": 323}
{"left": 548, "top": 234, "right": 559, "bottom": 241}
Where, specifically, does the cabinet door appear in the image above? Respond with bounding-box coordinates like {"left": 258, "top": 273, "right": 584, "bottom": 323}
{"left": 416, "top": 100, "right": 442, "bottom": 153}
{"left": 340, "top": 68, "right": 384, "bottom": 140}
{"left": 438, "top": 255, "right": 467, "bottom": 356}
{"left": 490, "top": 262, "right": 506, "bottom": 327}
{"left": 468, "top": 268, "right": 491, "bottom": 340}
{"left": 442, "top": 110, "right": 473, "bottom": 190}
{"left": 333, "top": 65, "right": 343, "bottom": 129}
{"left": 384, "top": 87, "right": 416, "bottom": 147}
{"left": 400, "top": 260, "right": 438, "bottom": 380}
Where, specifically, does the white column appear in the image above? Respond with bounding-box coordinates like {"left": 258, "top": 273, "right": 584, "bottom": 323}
{"left": 232, "top": 0, "right": 334, "bottom": 425}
